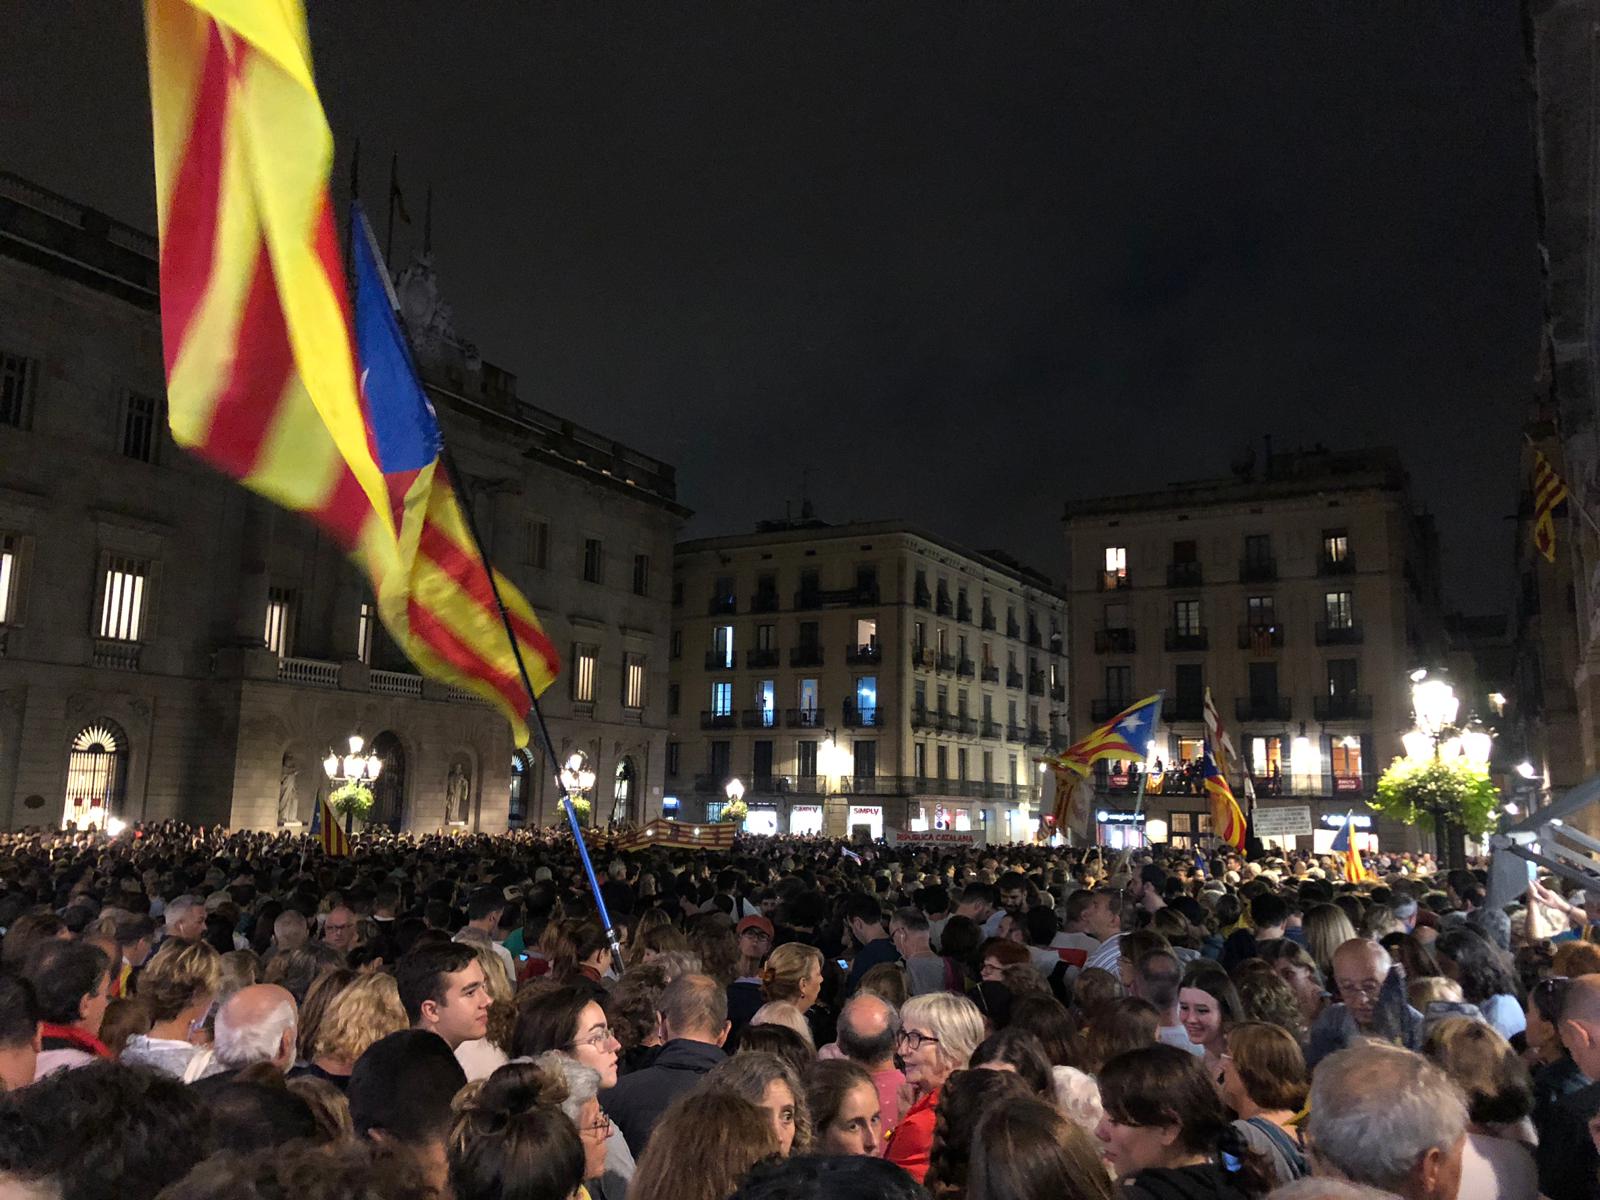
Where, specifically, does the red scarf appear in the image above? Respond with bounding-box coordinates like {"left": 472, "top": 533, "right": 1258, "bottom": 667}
{"left": 40, "top": 1022, "right": 111, "bottom": 1059}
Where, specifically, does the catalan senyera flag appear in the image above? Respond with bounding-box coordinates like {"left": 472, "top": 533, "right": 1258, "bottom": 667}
{"left": 617, "top": 818, "right": 736, "bottom": 853}
{"left": 310, "top": 793, "right": 349, "bottom": 857}
{"left": 145, "top": 0, "right": 558, "bottom": 745}
{"left": 1329, "top": 811, "right": 1373, "bottom": 883}
{"left": 1533, "top": 451, "right": 1569, "bottom": 564}
{"left": 1202, "top": 738, "right": 1247, "bottom": 851}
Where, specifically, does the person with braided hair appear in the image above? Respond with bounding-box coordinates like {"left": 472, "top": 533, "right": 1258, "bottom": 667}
{"left": 922, "top": 1067, "right": 1035, "bottom": 1199}
{"left": 448, "top": 1058, "right": 588, "bottom": 1200}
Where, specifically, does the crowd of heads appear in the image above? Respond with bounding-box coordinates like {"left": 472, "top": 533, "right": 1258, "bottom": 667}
{"left": 0, "top": 822, "right": 1592, "bottom": 1200}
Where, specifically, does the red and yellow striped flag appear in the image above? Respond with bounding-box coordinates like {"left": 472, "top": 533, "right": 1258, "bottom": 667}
{"left": 1533, "top": 451, "right": 1569, "bottom": 564}
{"left": 145, "top": 0, "right": 558, "bottom": 746}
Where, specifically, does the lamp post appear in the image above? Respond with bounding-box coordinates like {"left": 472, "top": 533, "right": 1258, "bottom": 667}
{"left": 322, "top": 733, "right": 383, "bottom": 836}
{"left": 560, "top": 753, "right": 597, "bottom": 827}
{"left": 1404, "top": 672, "right": 1492, "bottom": 868}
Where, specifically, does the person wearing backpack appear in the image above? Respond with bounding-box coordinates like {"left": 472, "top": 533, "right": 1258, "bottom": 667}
{"left": 1218, "top": 1022, "right": 1310, "bottom": 1185}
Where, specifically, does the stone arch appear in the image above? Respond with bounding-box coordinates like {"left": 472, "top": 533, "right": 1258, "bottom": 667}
{"left": 62, "top": 719, "right": 129, "bottom": 831}
{"left": 369, "top": 730, "right": 407, "bottom": 832}
{"left": 611, "top": 756, "right": 636, "bottom": 826}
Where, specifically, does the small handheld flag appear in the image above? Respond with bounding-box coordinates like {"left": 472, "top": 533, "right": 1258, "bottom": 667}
{"left": 1202, "top": 738, "right": 1247, "bottom": 851}
{"left": 1330, "top": 812, "right": 1372, "bottom": 883}
{"left": 310, "top": 793, "right": 349, "bottom": 857}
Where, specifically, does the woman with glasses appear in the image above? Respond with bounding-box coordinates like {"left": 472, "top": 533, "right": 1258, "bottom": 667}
{"left": 883, "top": 991, "right": 986, "bottom": 1184}
{"left": 533, "top": 1052, "right": 613, "bottom": 1194}
{"left": 512, "top": 984, "right": 632, "bottom": 1200}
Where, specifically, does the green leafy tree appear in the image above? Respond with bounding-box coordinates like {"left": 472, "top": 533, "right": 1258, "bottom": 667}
{"left": 329, "top": 782, "right": 375, "bottom": 823}
{"left": 719, "top": 798, "right": 749, "bottom": 825}
{"left": 1372, "top": 757, "right": 1500, "bottom": 837}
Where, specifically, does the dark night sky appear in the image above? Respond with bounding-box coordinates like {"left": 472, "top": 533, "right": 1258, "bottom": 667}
{"left": 4, "top": 3, "right": 1540, "bottom": 609}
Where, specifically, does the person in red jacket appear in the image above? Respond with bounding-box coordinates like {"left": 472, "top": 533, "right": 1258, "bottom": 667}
{"left": 883, "top": 991, "right": 985, "bottom": 1183}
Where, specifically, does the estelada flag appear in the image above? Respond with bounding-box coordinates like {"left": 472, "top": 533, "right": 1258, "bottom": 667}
{"left": 1330, "top": 812, "right": 1373, "bottom": 883}
{"left": 145, "top": 0, "right": 558, "bottom": 744}
{"left": 310, "top": 793, "right": 349, "bottom": 857}
{"left": 1532, "top": 451, "right": 1569, "bottom": 564}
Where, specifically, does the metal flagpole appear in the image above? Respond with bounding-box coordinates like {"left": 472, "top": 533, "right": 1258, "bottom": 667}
{"left": 348, "top": 200, "right": 625, "bottom": 974}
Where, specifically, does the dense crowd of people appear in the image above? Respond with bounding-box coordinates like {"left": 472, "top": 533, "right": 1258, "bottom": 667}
{"left": 0, "top": 821, "right": 1597, "bottom": 1200}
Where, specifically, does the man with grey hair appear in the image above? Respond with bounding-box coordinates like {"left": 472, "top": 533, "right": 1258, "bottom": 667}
{"left": 162, "top": 894, "right": 205, "bottom": 944}
{"left": 1307, "top": 1042, "right": 1466, "bottom": 1200}
{"left": 210, "top": 984, "right": 298, "bottom": 1075}
{"left": 1306, "top": 939, "right": 1423, "bottom": 1067}
{"left": 534, "top": 1051, "right": 631, "bottom": 1200}
{"left": 889, "top": 908, "right": 945, "bottom": 996}
{"left": 836, "top": 992, "right": 905, "bottom": 1135}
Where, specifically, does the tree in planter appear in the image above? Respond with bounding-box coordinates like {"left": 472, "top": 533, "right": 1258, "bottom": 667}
{"left": 719, "top": 797, "right": 749, "bottom": 825}
{"left": 329, "top": 781, "right": 375, "bottom": 836}
{"left": 1372, "top": 756, "right": 1499, "bottom": 870}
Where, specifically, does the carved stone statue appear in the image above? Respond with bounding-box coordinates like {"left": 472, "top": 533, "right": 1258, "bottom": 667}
{"left": 278, "top": 754, "right": 300, "bottom": 826}
{"left": 445, "top": 762, "right": 470, "bottom": 824}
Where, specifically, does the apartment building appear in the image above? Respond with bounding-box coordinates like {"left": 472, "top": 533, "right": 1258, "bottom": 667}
{"left": 0, "top": 171, "right": 685, "bottom": 832}
{"left": 668, "top": 518, "right": 1069, "bottom": 839}
{"left": 1062, "top": 446, "right": 1447, "bottom": 852}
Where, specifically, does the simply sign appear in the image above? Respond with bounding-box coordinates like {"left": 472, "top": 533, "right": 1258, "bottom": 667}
{"left": 1252, "top": 805, "right": 1313, "bottom": 838}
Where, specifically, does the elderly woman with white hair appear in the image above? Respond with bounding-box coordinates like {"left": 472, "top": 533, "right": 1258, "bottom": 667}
{"left": 531, "top": 1051, "right": 611, "bottom": 1195}
{"left": 883, "top": 990, "right": 985, "bottom": 1184}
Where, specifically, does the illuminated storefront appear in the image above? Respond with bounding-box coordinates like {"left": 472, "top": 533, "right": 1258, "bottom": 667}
{"left": 789, "top": 804, "right": 824, "bottom": 836}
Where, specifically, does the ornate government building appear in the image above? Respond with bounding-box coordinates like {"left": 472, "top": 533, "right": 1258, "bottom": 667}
{"left": 0, "top": 172, "right": 686, "bottom": 833}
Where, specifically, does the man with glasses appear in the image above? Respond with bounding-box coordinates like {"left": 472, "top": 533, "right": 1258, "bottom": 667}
{"left": 726, "top": 915, "right": 774, "bottom": 1046}
{"left": 1307, "top": 938, "right": 1423, "bottom": 1067}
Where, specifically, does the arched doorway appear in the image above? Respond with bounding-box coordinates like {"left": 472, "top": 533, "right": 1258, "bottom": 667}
{"left": 612, "top": 757, "right": 635, "bottom": 826}
{"left": 64, "top": 722, "right": 128, "bottom": 830}
{"left": 370, "top": 731, "right": 406, "bottom": 831}
{"left": 509, "top": 749, "right": 535, "bottom": 826}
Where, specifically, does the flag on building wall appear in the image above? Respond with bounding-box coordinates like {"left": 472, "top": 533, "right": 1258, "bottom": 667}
{"left": 1533, "top": 451, "right": 1569, "bottom": 563}
{"left": 145, "top": 0, "right": 558, "bottom": 747}
{"left": 1329, "top": 811, "right": 1372, "bottom": 883}
{"left": 1202, "top": 738, "right": 1247, "bottom": 851}
{"left": 310, "top": 793, "right": 349, "bottom": 857}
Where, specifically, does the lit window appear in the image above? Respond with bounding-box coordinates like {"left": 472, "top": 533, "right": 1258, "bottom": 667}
{"left": 711, "top": 680, "right": 733, "bottom": 717}
{"left": 573, "top": 645, "right": 597, "bottom": 702}
{"left": 263, "top": 587, "right": 295, "bottom": 658}
{"left": 0, "top": 534, "right": 16, "bottom": 624}
{"left": 1102, "top": 546, "right": 1128, "bottom": 588}
{"left": 713, "top": 624, "right": 734, "bottom": 667}
{"left": 1173, "top": 600, "right": 1201, "bottom": 635}
{"left": 1324, "top": 591, "right": 1354, "bottom": 629}
{"left": 624, "top": 654, "right": 646, "bottom": 709}
{"left": 98, "top": 555, "right": 148, "bottom": 642}
{"left": 1323, "top": 530, "right": 1349, "bottom": 564}
{"left": 855, "top": 676, "right": 877, "bottom": 722}
{"left": 357, "top": 601, "right": 375, "bottom": 664}
{"left": 121, "top": 391, "right": 160, "bottom": 463}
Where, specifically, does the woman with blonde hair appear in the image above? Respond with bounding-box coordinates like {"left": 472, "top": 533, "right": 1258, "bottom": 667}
{"left": 629, "top": 1090, "right": 778, "bottom": 1200}
{"left": 748, "top": 1002, "right": 815, "bottom": 1051}
{"left": 705, "top": 1050, "right": 811, "bottom": 1156}
{"left": 626, "top": 909, "right": 682, "bottom": 967}
{"left": 296, "top": 972, "right": 408, "bottom": 1090}
{"left": 296, "top": 967, "right": 359, "bottom": 1066}
{"left": 885, "top": 991, "right": 986, "bottom": 1184}
{"left": 1301, "top": 904, "right": 1359, "bottom": 979}
{"left": 1424, "top": 1016, "right": 1538, "bottom": 1199}
{"left": 758, "top": 941, "right": 829, "bottom": 1048}
{"left": 123, "top": 938, "right": 222, "bottom": 1077}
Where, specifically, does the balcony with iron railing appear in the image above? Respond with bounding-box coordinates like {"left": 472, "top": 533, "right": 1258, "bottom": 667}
{"left": 1314, "top": 693, "right": 1373, "bottom": 721}
{"left": 911, "top": 646, "right": 935, "bottom": 670}
{"left": 693, "top": 773, "right": 728, "bottom": 794}
{"left": 980, "top": 663, "right": 1000, "bottom": 683}
{"left": 980, "top": 718, "right": 1001, "bottom": 739}
{"left": 708, "top": 594, "right": 737, "bottom": 615}
{"left": 793, "top": 589, "right": 821, "bottom": 610}
{"left": 1007, "top": 618, "right": 1022, "bottom": 639}
{"left": 1319, "top": 553, "right": 1356, "bottom": 576}
{"left": 705, "top": 650, "right": 737, "bottom": 670}
{"left": 1165, "top": 627, "right": 1209, "bottom": 651}
{"left": 914, "top": 586, "right": 932, "bottom": 610}
{"left": 700, "top": 710, "right": 737, "bottom": 730}
{"left": 1027, "top": 625, "right": 1043, "bottom": 647}
{"left": 1006, "top": 668, "right": 1024, "bottom": 689}
{"left": 935, "top": 593, "right": 953, "bottom": 616}
{"left": 957, "top": 603, "right": 973, "bottom": 624}
{"left": 740, "top": 708, "right": 779, "bottom": 729}
{"left": 1238, "top": 624, "right": 1284, "bottom": 651}
{"left": 980, "top": 610, "right": 997, "bottom": 631}
{"left": 747, "top": 648, "right": 779, "bottom": 669}
{"left": 790, "top": 645, "right": 825, "bottom": 667}
{"left": 956, "top": 658, "right": 975, "bottom": 678}
{"left": 749, "top": 591, "right": 781, "bottom": 614}
{"left": 1239, "top": 556, "right": 1277, "bottom": 583}
{"left": 1167, "top": 562, "right": 1203, "bottom": 587}
{"left": 1314, "top": 620, "right": 1363, "bottom": 646}
{"left": 843, "top": 702, "right": 880, "bottom": 728}
{"left": 935, "top": 652, "right": 956, "bottom": 673}
{"left": 1094, "top": 628, "right": 1136, "bottom": 654}
{"left": 785, "top": 706, "right": 827, "bottom": 728}
{"left": 1166, "top": 696, "right": 1205, "bottom": 721}
{"left": 1027, "top": 672, "right": 1046, "bottom": 695}
{"left": 911, "top": 706, "right": 936, "bottom": 730}
{"left": 845, "top": 643, "right": 883, "bottom": 665}
{"left": 1089, "top": 699, "right": 1124, "bottom": 722}
{"left": 1234, "top": 695, "right": 1292, "bottom": 722}
{"left": 1026, "top": 726, "right": 1050, "bottom": 746}
{"left": 951, "top": 715, "right": 978, "bottom": 735}
{"left": 1049, "top": 682, "right": 1066, "bottom": 702}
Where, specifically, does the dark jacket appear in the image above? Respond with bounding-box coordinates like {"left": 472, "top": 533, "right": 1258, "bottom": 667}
{"left": 1537, "top": 1076, "right": 1600, "bottom": 1200}
{"left": 599, "top": 1037, "right": 727, "bottom": 1156}
{"left": 1120, "top": 1163, "right": 1254, "bottom": 1200}
{"left": 844, "top": 937, "right": 899, "bottom": 995}
{"left": 726, "top": 978, "right": 765, "bottom": 1045}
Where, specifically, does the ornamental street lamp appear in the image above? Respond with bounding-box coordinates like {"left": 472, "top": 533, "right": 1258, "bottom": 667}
{"left": 561, "top": 753, "right": 597, "bottom": 826}
{"left": 323, "top": 733, "right": 382, "bottom": 835}
{"left": 1401, "top": 672, "right": 1492, "bottom": 868}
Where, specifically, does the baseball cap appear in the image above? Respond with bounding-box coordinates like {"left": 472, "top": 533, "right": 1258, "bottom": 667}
{"left": 737, "top": 915, "right": 775, "bottom": 939}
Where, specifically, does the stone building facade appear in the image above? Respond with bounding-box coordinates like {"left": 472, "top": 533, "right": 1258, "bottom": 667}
{"left": 668, "top": 517, "right": 1068, "bottom": 840}
{"left": 1062, "top": 446, "right": 1447, "bottom": 853}
{"left": 0, "top": 171, "right": 685, "bottom": 833}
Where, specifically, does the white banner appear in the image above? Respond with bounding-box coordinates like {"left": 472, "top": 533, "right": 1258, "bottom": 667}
{"left": 1253, "top": 805, "right": 1313, "bottom": 838}
{"left": 886, "top": 827, "right": 988, "bottom": 848}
